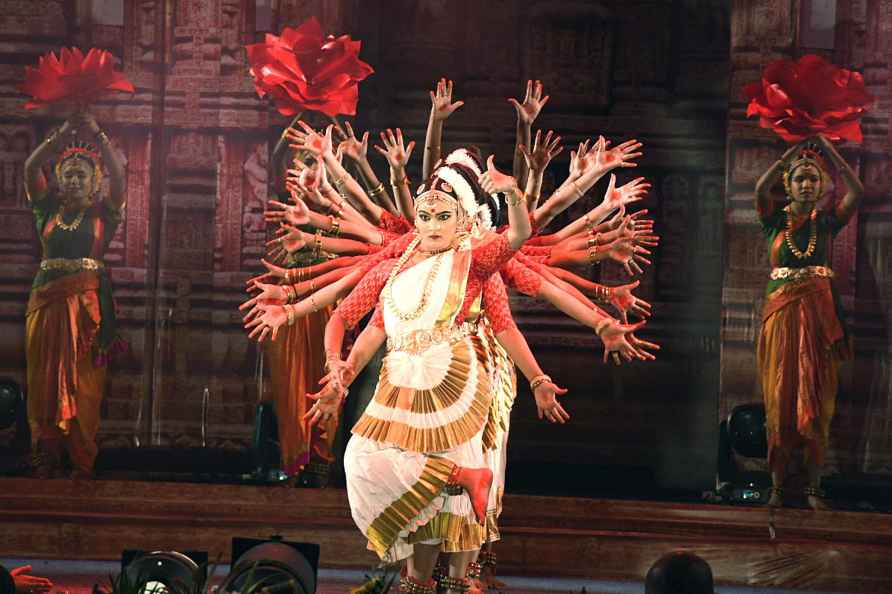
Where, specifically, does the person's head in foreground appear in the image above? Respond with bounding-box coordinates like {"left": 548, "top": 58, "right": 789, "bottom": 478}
{"left": 645, "top": 551, "right": 715, "bottom": 594}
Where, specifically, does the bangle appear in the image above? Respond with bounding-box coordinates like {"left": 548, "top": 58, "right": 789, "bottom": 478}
{"left": 285, "top": 268, "right": 295, "bottom": 284}
{"left": 571, "top": 179, "right": 585, "bottom": 199}
{"left": 332, "top": 177, "right": 346, "bottom": 189}
{"left": 310, "top": 294, "right": 321, "bottom": 313}
{"left": 282, "top": 283, "right": 295, "bottom": 303}
{"left": 96, "top": 130, "right": 111, "bottom": 144}
{"left": 507, "top": 188, "right": 524, "bottom": 207}
{"left": 313, "top": 229, "right": 323, "bottom": 258}
{"left": 425, "top": 145, "right": 440, "bottom": 151}
{"left": 529, "top": 374, "right": 552, "bottom": 391}
{"left": 595, "top": 318, "right": 612, "bottom": 337}
{"left": 309, "top": 278, "right": 317, "bottom": 292}
{"left": 329, "top": 215, "right": 341, "bottom": 237}
{"left": 584, "top": 212, "right": 595, "bottom": 230}
{"left": 285, "top": 304, "right": 296, "bottom": 326}
{"left": 368, "top": 182, "right": 385, "bottom": 197}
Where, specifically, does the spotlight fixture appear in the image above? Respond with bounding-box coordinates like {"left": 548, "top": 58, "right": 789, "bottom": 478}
{"left": 220, "top": 537, "right": 319, "bottom": 594}
{"left": 122, "top": 550, "right": 207, "bottom": 594}
{"left": 715, "top": 403, "right": 770, "bottom": 504}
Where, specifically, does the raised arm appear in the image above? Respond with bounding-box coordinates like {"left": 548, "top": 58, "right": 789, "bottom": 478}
{"left": 755, "top": 141, "right": 803, "bottom": 218}
{"left": 816, "top": 134, "right": 863, "bottom": 224}
{"left": 478, "top": 156, "right": 531, "bottom": 250}
{"left": 519, "top": 129, "right": 562, "bottom": 210}
{"left": 423, "top": 78, "right": 464, "bottom": 180}
{"left": 24, "top": 119, "right": 72, "bottom": 203}
{"left": 336, "top": 121, "right": 400, "bottom": 216}
{"left": 77, "top": 112, "right": 125, "bottom": 210}
{"left": 508, "top": 80, "right": 549, "bottom": 188}
{"left": 374, "top": 128, "right": 417, "bottom": 223}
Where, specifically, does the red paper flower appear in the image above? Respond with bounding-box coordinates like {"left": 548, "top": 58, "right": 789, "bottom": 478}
{"left": 744, "top": 54, "right": 874, "bottom": 143}
{"left": 20, "top": 47, "right": 135, "bottom": 109}
{"left": 245, "top": 17, "right": 373, "bottom": 117}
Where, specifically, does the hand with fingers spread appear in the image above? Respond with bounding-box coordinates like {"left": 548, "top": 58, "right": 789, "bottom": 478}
{"left": 267, "top": 224, "right": 306, "bottom": 255}
{"left": 286, "top": 121, "right": 334, "bottom": 159}
{"left": 587, "top": 136, "right": 643, "bottom": 177}
{"left": 265, "top": 198, "right": 310, "bottom": 228}
{"left": 602, "top": 174, "right": 651, "bottom": 211}
{"left": 509, "top": 79, "right": 550, "bottom": 125}
{"left": 430, "top": 77, "right": 464, "bottom": 121}
{"left": 240, "top": 280, "right": 287, "bottom": 319}
{"left": 244, "top": 301, "right": 289, "bottom": 342}
{"left": 607, "top": 224, "right": 653, "bottom": 276}
{"left": 11, "top": 565, "right": 53, "bottom": 594}
{"left": 304, "top": 383, "right": 345, "bottom": 429}
{"left": 374, "top": 128, "right": 416, "bottom": 171}
{"left": 336, "top": 121, "right": 370, "bottom": 165}
{"left": 568, "top": 139, "right": 594, "bottom": 181}
{"left": 245, "top": 258, "right": 289, "bottom": 287}
{"left": 520, "top": 129, "right": 563, "bottom": 173}
{"left": 598, "top": 319, "right": 658, "bottom": 364}
{"left": 533, "top": 380, "right": 570, "bottom": 424}
{"left": 479, "top": 155, "right": 519, "bottom": 195}
{"left": 608, "top": 280, "right": 653, "bottom": 322}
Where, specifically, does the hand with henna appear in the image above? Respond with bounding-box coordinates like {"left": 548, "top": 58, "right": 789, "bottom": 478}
{"left": 586, "top": 136, "right": 643, "bottom": 178}
{"left": 508, "top": 79, "right": 550, "bottom": 126}
{"left": 608, "top": 280, "right": 653, "bottom": 323}
{"left": 430, "top": 77, "right": 464, "bottom": 122}
{"left": 520, "top": 129, "right": 563, "bottom": 173}
{"left": 265, "top": 198, "right": 310, "bottom": 228}
{"left": 286, "top": 121, "right": 335, "bottom": 160}
{"left": 374, "top": 128, "right": 416, "bottom": 171}
{"left": 599, "top": 319, "right": 659, "bottom": 364}
{"left": 304, "top": 383, "right": 344, "bottom": 429}
{"left": 533, "top": 380, "right": 570, "bottom": 424}
{"left": 479, "top": 156, "right": 520, "bottom": 195}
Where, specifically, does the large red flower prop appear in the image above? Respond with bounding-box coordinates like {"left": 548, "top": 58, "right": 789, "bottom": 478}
{"left": 245, "top": 17, "right": 373, "bottom": 117}
{"left": 20, "top": 47, "right": 135, "bottom": 109}
{"left": 744, "top": 54, "right": 874, "bottom": 143}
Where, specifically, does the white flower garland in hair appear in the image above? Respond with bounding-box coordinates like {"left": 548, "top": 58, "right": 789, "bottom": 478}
{"left": 434, "top": 165, "right": 478, "bottom": 221}
{"left": 443, "top": 149, "right": 501, "bottom": 218}
{"left": 476, "top": 203, "right": 493, "bottom": 232}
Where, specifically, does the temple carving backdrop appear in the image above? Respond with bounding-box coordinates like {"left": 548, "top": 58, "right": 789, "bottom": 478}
{"left": 0, "top": 0, "right": 889, "bottom": 493}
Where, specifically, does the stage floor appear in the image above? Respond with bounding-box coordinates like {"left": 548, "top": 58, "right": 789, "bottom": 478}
{"left": 1, "top": 478, "right": 890, "bottom": 593}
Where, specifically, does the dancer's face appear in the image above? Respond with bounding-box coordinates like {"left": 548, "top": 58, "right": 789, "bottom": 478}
{"left": 59, "top": 157, "right": 95, "bottom": 208}
{"left": 789, "top": 164, "right": 822, "bottom": 204}
{"left": 415, "top": 200, "right": 459, "bottom": 253}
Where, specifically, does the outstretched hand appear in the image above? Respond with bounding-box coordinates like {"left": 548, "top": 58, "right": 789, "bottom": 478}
{"left": 374, "top": 128, "right": 416, "bottom": 170}
{"left": 509, "top": 79, "right": 549, "bottom": 125}
{"left": 265, "top": 199, "right": 310, "bottom": 228}
{"left": 286, "top": 121, "right": 334, "bottom": 159}
{"left": 599, "top": 319, "right": 659, "bottom": 364}
{"left": 533, "top": 380, "right": 570, "bottom": 424}
{"left": 608, "top": 280, "right": 653, "bottom": 322}
{"left": 430, "top": 78, "right": 464, "bottom": 122}
{"left": 479, "top": 155, "right": 518, "bottom": 195}
{"left": 11, "top": 566, "right": 53, "bottom": 594}
{"left": 335, "top": 121, "right": 370, "bottom": 164}
{"left": 520, "top": 129, "right": 563, "bottom": 173}
{"left": 304, "top": 384, "right": 344, "bottom": 428}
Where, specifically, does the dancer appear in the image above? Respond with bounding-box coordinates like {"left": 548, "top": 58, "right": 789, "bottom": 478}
{"left": 23, "top": 110, "right": 126, "bottom": 478}
{"left": 754, "top": 134, "right": 862, "bottom": 510}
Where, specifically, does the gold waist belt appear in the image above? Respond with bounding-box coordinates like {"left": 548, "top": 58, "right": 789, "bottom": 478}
{"left": 387, "top": 322, "right": 478, "bottom": 354}
{"left": 39, "top": 258, "right": 104, "bottom": 273}
{"left": 770, "top": 265, "right": 833, "bottom": 281}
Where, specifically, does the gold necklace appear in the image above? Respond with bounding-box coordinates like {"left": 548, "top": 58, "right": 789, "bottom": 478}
{"left": 784, "top": 209, "right": 817, "bottom": 259}
{"left": 54, "top": 208, "right": 87, "bottom": 232}
{"left": 384, "top": 236, "right": 447, "bottom": 322}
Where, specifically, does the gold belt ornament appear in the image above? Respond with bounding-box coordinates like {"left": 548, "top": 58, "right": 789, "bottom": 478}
{"left": 387, "top": 322, "right": 478, "bottom": 354}
{"left": 39, "top": 258, "right": 104, "bottom": 273}
{"left": 770, "top": 265, "right": 833, "bottom": 281}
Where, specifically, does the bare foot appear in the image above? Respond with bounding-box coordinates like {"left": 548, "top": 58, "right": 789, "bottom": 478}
{"left": 453, "top": 467, "right": 493, "bottom": 524}
{"left": 807, "top": 494, "right": 831, "bottom": 511}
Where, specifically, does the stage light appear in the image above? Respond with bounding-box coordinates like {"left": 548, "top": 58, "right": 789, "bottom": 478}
{"left": 220, "top": 537, "right": 319, "bottom": 594}
{"left": 727, "top": 403, "right": 768, "bottom": 459}
{"left": 122, "top": 550, "right": 206, "bottom": 594}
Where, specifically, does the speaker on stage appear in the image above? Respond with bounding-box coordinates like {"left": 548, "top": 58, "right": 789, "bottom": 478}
{"left": 716, "top": 403, "right": 770, "bottom": 504}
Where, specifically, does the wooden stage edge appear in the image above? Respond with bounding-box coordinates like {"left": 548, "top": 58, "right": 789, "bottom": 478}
{"left": 2, "top": 478, "right": 890, "bottom": 593}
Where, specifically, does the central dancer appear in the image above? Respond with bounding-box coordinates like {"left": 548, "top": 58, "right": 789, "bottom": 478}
{"left": 306, "top": 153, "right": 532, "bottom": 591}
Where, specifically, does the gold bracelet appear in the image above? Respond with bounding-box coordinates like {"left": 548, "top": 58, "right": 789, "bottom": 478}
{"left": 571, "top": 179, "right": 585, "bottom": 199}
{"left": 529, "top": 374, "right": 552, "bottom": 391}
{"left": 368, "top": 182, "right": 385, "bottom": 197}
{"left": 329, "top": 215, "right": 341, "bottom": 237}
{"left": 313, "top": 229, "right": 323, "bottom": 258}
{"left": 286, "top": 304, "right": 296, "bottom": 326}
{"left": 332, "top": 177, "right": 346, "bottom": 189}
{"left": 310, "top": 294, "right": 321, "bottom": 312}
{"left": 285, "top": 268, "right": 295, "bottom": 284}
{"left": 282, "top": 284, "right": 294, "bottom": 303}
{"left": 587, "top": 245, "right": 600, "bottom": 264}
{"left": 96, "top": 131, "right": 111, "bottom": 145}
{"left": 507, "top": 188, "right": 524, "bottom": 207}
{"left": 584, "top": 212, "right": 594, "bottom": 231}
{"left": 310, "top": 278, "right": 317, "bottom": 292}
{"left": 595, "top": 318, "right": 612, "bottom": 337}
